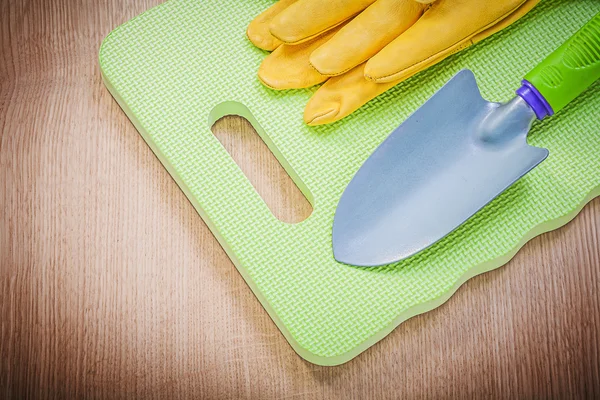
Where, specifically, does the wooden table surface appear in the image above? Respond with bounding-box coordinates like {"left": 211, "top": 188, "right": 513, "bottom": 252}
{"left": 1, "top": 1, "right": 599, "bottom": 398}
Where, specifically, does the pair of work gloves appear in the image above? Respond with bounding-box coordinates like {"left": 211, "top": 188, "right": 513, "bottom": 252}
{"left": 247, "top": 0, "right": 539, "bottom": 125}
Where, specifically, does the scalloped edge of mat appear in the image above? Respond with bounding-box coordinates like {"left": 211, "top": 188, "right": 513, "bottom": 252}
{"left": 101, "top": 67, "right": 599, "bottom": 366}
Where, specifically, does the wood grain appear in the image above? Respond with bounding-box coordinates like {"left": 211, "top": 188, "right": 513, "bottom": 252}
{"left": 1, "top": 0, "right": 599, "bottom": 398}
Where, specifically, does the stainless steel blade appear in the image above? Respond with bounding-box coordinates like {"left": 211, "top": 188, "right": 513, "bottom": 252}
{"left": 332, "top": 70, "right": 549, "bottom": 267}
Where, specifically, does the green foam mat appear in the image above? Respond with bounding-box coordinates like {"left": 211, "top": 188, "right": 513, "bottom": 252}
{"left": 99, "top": 0, "right": 600, "bottom": 365}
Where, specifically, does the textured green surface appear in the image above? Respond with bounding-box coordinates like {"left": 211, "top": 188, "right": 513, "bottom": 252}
{"left": 99, "top": 0, "right": 600, "bottom": 365}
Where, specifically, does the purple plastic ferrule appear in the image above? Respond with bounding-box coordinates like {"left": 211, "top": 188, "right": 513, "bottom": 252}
{"left": 516, "top": 80, "right": 554, "bottom": 120}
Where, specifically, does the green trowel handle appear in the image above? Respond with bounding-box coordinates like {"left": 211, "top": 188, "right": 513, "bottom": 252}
{"left": 523, "top": 12, "right": 600, "bottom": 117}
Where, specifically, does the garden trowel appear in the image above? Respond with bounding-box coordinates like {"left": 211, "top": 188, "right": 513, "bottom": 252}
{"left": 333, "top": 13, "right": 600, "bottom": 267}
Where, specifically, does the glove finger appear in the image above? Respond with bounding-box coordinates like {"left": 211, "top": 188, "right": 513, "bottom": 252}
{"left": 270, "top": 0, "right": 377, "bottom": 45}
{"left": 247, "top": 0, "right": 300, "bottom": 51}
{"left": 310, "top": 0, "right": 425, "bottom": 76}
{"left": 303, "top": 64, "right": 399, "bottom": 125}
{"left": 471, "top": 0, "right": 539, "bottom": 44}
{"left": 258, "top": 25, "right": 344, "bottom": 90}
{"left": 365, "top": 0, "right": 532, "bottom": 83}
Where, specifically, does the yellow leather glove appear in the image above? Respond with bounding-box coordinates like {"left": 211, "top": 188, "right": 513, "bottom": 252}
{"left": 247, "top": 0, "right": 539, "bottom": 125}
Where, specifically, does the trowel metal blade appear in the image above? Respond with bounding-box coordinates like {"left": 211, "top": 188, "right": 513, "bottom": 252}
{"left": 332, "top": 70, "right": 549, "bottom": 267}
